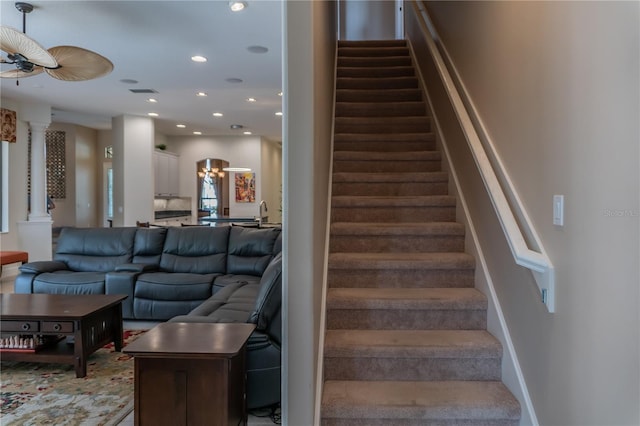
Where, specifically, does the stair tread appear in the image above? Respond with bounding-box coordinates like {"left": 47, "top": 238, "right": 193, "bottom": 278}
{"left": 334, "top": 132, "right": 434, "bottom": 142}
{"left": 335, "top": 116, "right": 427, "bottom": 123}
{"left": 330, "top": 222, "right": 464, "bottom": 235}
{"left": 339, "top": 40, "right": 407, "bottom": 47}
{"left": 334, "top": 151, "right": 439, "bottom": 161}
{"left": 332, "top": 195, "right": 455, "bottom": 207}
{"left": 324, "top": 329, "right": 502, "bottom": 358}
{"left": 322, "top": 380, "right": 520, "bottom": 420}
{"left": 327, "top": 287, "right": 486, "bottom": 310}
{"left": 328, "top": 252, "right": 474, "bottom": 269}
{"left": 333, "top": 171, "right": 447, "bottom": 183}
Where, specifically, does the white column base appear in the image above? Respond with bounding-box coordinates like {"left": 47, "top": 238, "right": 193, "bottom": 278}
{"left": 17, "top": 220, "right": 53, "bottom": 262}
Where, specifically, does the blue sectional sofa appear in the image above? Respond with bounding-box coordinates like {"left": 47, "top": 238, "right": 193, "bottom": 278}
{"left": 15, "top": 225, "right": 282, "bottom": 409}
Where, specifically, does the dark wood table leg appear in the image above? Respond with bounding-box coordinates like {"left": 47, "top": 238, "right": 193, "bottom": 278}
{"left": 112, "top": 304, "right": 124, "bottom": 351}
{"left": 74, "top": 321, "right": 87, "bottom": 378}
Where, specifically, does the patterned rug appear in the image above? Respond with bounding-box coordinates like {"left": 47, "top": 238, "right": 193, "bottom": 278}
{"left": 1, "top": 330, "right": 146, "bottom": 426}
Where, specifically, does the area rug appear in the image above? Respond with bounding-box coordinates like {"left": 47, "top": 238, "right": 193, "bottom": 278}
{"left": 1, "top": 329, "right": 146, "bottom": 426}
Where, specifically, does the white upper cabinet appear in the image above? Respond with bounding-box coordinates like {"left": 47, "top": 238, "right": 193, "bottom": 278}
{"left": 154, "top": 150, "right": 179, "bottom": 197}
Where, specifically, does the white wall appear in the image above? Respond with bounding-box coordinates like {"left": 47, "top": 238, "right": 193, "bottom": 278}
{"left": 168, "top": 134, "right": 271, "bottom": 219}
{"left": 0, "top": 98, "right": 28, "bottom": 253}
{"left": 284, "top": 1, "right": 337, "bottom": 424}
{"left": 112, "top": 115, "right": 154, "bottom": 226}
{"left": 261, "top": 139, "right": 283, "bottom": 223}
{"left": 340, "top": 0, "right": 396, "bottom": 40}
{"left": 46, "top": 123, "right": 99, "bottom": 228}
{"left": 423, "top": 2, "right": 640, "bottom": 425}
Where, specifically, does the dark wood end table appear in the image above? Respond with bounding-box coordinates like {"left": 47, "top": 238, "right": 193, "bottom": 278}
{"left": 123, "top": 322, "right": 256, "bottom": 426}
{"left": 0, "top": 293, "right": 127, "bottom": 378}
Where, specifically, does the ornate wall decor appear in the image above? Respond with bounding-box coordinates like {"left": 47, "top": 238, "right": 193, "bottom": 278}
{"left": 1, "top": 108, "right": 17, "bottom": 143}
{"left": 234, "top": 172, "right": 255, "bottom": 203}
{"left": 46, "top": 130, "right": 66, "bottom": 199}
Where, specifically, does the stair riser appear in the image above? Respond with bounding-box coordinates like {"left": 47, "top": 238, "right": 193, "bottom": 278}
{"left": 338, "top": 67, "right": 415, "bottom": 78}
{"left": 332, "top": 181, "right": 448, "bottom": 197}
{"left": 322, "top": 419, "right": 518, "bottom": 426}
{"left": 338, "top": 47, "right": 410, "bottom": 57}
{"left": 333, "top": 161, "right": 440, "bottom": 173}
{"left": 334, "top": 140, "right": 436, "bottom": 152}
{"left": 335, "top": 119, "right": 430, "bottom": 134}
{"left": 338, "top": 57, "right": 412, "bottom": 68}
{"left": 337, "top": 89, "right": 422, "bottom": 103}
{"left": 326, "top": 309, "right": 487, "bottom": 330}
{"left": 329, "top": 235, "right": 464, "bottom": 253}
{"left": 336, "top": 103, "right": 426, "bottom": 117}
{"left": 337, "top": 78, "right": 418, "bottom": 90}
{"left": 331, "top": 206, "right": 455, "bottom": 222}
{"left": 324, "top": 357, "right": 501, "bottom": 381}
{"left": 327, "top": 269, "right": 474, "bottom": 288}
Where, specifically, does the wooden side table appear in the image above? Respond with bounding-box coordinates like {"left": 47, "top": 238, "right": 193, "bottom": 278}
{"left": 123, "top": 322, "right": 256, "bottom": 426}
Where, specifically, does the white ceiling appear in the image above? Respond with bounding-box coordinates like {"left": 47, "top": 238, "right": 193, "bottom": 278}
{"left": 0, "top": 0, "right": 284, "bottom": 141}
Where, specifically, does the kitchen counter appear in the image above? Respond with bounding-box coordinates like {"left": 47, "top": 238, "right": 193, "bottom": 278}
{"left": 198, "top": 216, "right": 257, "bottom": 223}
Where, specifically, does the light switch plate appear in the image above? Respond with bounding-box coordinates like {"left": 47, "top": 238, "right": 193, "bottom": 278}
{"left": 553, "top": 195, "right": 564, "bottom": 226}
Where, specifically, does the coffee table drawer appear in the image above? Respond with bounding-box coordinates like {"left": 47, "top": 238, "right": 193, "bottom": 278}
{"left": 2, "top": 320, "right": 40, "bottom": 332}
{"left": 42, "top": 321, "right": 74, "bottom": 333}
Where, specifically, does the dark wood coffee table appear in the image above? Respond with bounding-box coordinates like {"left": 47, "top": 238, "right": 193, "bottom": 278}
{"left": 0, "top": 293, "right": 127, "bottom": 378}
{"left": 124, "top": 322, "right": 256, "bottom": 426}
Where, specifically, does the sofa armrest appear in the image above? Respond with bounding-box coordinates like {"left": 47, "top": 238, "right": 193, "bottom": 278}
{"left": 18, "top": 261, "right": 68, "bottom": 274}
{"left": 114, "top": 263, "right": 158, "bottom": 273}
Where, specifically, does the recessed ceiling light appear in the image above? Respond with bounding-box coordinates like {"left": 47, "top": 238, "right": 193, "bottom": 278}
{"left": 193, "top": 131, "right": 202, "bottom": 135}
{"left": 246, "top": 97, "right": 256, "bottom": 103}
{"left": 147, "top": 98, "right": 158, "bottom": 103}
{"left": 225, "top": 78, "right": 243, "bottom": 84}
{"left": 148, "top": 112, "right": 159, "bottom": 117}
{"left": 176, "top": 124, "right": 186, "bottom": 128}
{"left": 230, "top": 124, "right": 244, "bottom": 129}
{"left": 247, "top": 45, "right": 268, "bottom": 54}
{"left": 196, "top": 92, "right": 208, "bottom": 97}
{"left": 120, "top": 78, "right": 138, "bottom": 84}
{"left": 243, "top": 131, "right": 252, "bottom": 135}
{"left": 275, "top": 112, "right": 283, "bottom": 116}
{"left": 191, "top": 55, "right": 207, "bottom": 63}
{"left": 212, "top": 112, "right": 223, "bottom": 117}
{"left": 229, "top": 1, "right": 247, "bottom": 12}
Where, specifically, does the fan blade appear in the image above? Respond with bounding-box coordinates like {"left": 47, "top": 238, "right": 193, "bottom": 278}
{"left": 0, "top": 67, "right": 44, "bottom": 79}
{"left": 0, "top": 26, "right": 58, "bottom": 68}
{"left": 45, "top": 46, "right": 113, "bottom": 81}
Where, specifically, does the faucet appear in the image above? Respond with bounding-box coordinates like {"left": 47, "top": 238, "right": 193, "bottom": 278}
{"left": 258, "top": 200, "right": 268, "bottom": 226}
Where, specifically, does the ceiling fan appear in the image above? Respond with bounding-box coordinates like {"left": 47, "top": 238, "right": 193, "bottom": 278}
{"left": 0, "top": 2, "right": 113, "bottom": 82}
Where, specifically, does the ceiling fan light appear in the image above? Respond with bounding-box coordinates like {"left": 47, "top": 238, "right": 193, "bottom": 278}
{"left": 229, "top": 2, "right": 247, "bottom": 12}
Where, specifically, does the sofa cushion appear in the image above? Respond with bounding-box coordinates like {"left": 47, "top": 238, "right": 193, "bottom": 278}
{"left": 33, "top": 271, "right": 106, "bottom": 294}
{"left": 213, "top": 274, "right": 261, "bottom": 293}
{"left": 135, "top": 272, "right": 217, "bottom": 300}
{"left": 172, "top": 281, "right": 259, "bottom": 323}
{"left": 133, "top": 227, "right": 167, "bottom": 264}
{"left": 160, "top": 227, "right": 229, "bottom": 273}
{"left": 54, "top": 227, "right": 137, "bottom": 272}
{"left": 227, "top": 227, "right": 279, "bottom": 276}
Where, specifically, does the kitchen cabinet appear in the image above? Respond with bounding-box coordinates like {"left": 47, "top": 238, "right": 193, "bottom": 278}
{"left": 154, "top": 151, "right": 179, "bottom": 197}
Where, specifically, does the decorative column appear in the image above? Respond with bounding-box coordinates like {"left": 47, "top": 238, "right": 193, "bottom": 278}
{"left": 28, "top": 121, "right": 50, "bottom": 221}
{"left": 17, "top": 103, "right": 53, "bottom": 261}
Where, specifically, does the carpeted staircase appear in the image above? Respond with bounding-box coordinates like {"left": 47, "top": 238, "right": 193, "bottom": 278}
{"left": 320, "top": 40, "right": 521, "bottom": 425}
